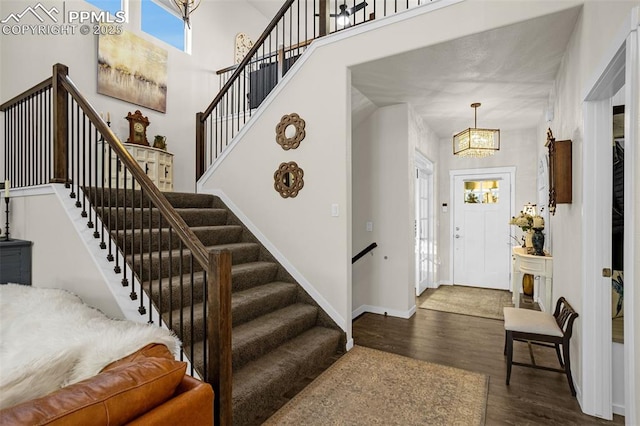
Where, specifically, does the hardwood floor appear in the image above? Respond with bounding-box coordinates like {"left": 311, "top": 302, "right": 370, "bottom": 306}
{"left": 352, "top": 292, "right": 624, "bottom": 425}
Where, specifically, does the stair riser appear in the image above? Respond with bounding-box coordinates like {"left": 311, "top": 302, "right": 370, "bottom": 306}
{"left": 129, "top": 244, "right": 260, "bottom": 280}
{"left": 168, "top": 302, "right": 318, "bottom": 350}
{"left": 232, "top": 286, "right": 298, "bottom": 327}
{"left": 149, "top": 265, "right": 280, "bottom": 313}
{"left": 85, "top": 187, "right": 215, "bottom": 209}
{"left": 232, "top": 308, "right": 318, "bottom": 371}
{"left": 114, "top": 226, "right": 242, "bottom": 253}
{"left": 166, "top": 312, "right": 206, "bottom": 347}
{"left": 232, "top": 334, "right": 340, "bottom": 426}
{"left": 97, "top": 207, "right": 228, "bottom": 230}
{"left": 147, "top": 276, "right": 206, "bottom": 312}
{"left": 232, "top": 265, "right": 279, "bottom": 292}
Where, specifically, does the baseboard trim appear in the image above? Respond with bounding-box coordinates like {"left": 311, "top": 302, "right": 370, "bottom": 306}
{"left": 345, "top": 338, "right": 354, "bottom": 351}
{"left": 612, "top": 403, "right": 625, "bottom": 416}
{"left": 352, "top": 304, "right": 416, "bottom": 320}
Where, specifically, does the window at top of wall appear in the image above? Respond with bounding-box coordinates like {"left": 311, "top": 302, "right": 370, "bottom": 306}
{"left": 85, "top": 0, "right": 123, "bottom": 17}
{"left": 142, "top": 0, "right": 187, "bottom": 52}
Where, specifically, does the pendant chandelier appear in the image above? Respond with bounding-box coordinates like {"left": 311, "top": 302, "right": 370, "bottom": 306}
{"left": 172, "top": 0, "right": 201, "bottom": 28}
{"left": 453, "top": 103, "right": 500, "bottom": 158}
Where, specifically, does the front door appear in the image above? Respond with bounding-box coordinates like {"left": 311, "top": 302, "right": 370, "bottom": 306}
{"left": 452, "top": 169, "right": 513, "bottom": 290}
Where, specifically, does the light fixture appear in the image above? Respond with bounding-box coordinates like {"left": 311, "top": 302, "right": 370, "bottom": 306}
{"left": 336, "top": 4, "right": 351, "bottom": 26}
{"left": 172, "top": 0, "right": 201, "bottom": 29}
{"left": 453, "top": 102, "right": 500, "bottom": 158}
{"left": 333, "top": 2, "right": 367, "bottom": 27}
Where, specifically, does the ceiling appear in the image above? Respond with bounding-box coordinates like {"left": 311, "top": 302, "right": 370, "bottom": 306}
{"left": 350, "top": 6, "right": 582, "bottom": 139}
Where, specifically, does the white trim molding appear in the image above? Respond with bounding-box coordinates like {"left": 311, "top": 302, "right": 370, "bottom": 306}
{"left": 352, "top": 304, "right": 416, "bottom": 320}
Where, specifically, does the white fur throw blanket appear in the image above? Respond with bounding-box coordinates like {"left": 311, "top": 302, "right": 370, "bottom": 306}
{"left": 0, "top": 284, "right": 180, "bottom": 410}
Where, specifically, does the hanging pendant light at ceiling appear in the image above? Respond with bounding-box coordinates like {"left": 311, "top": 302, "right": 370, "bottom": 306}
{"left": 453, "top": 103, "right": 500, "bottom": 158}
{"left": 172, "top": 0, "right": 202, "bottom": 29}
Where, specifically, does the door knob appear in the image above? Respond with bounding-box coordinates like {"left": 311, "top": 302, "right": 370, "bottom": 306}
{"left": 602, "top": 268, "right": 612, "bottom": 278}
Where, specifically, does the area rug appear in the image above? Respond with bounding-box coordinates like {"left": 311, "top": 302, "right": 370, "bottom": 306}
{"left": 264, "top": 345, "right": 488, "bottom": 425}
{"left": 419, "top": 285, "right": 513, "bottom": 320}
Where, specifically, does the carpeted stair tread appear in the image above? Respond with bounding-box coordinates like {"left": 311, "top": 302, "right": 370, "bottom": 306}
{"left": 128, "top": 242, "right": 261, "bottom": 279}
{"left": 163, "top": 192, "right": 216, "bottom": 209}
{"left": 163, "top": 281, "right": 301, "bottom": 345}
{"left": 231, "top": 261, "right": 279, "bottom": 292}
{"left": 231, "top": 304, "right": 319, "bottom": 370}
{"left": 231, "top": 282, "right": 298, "bottom": 326}
{"left": 145, "top": 262, "right": 282, "bottom": 310}
{"left": 87, "top": 188, "right": 215, "bottom": 209}
{"left": 96, "top": 206, "right": 228, "bottom": 229}
{"left": 112, "top": 225, "right": 243, "bottom": 252}
{"left": 232, "top": 326, "right": 342, "bottom": 425}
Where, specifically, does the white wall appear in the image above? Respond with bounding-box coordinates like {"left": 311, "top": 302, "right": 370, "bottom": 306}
{"left": 536, "top": 0, "right": 638, "bottom": 416}
{"left": 0, "top": 0, "right": 269, "bottom": 191}
{"left": 352, "top": 104, "right": 414, "bottom": 318}
{"left": 7, "top": 187, "right": 124, "bottom": 319}
{"left": 437, "top": 127, "right": 539, "bottom": 284}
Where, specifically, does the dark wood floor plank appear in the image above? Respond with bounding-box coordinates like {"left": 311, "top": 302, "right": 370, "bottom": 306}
{"left": 352, "top": 296, "right": 624, "bottom": 426}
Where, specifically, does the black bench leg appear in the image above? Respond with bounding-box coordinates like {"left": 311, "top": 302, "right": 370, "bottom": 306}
{"left": 562, "top": 341, "right": 576, "bottom": 396}
{"left": 506, "top": 330, "right": 513, "bottom": 385}
{"left": 504, "top": 331, "right": 507, "bottom": 356}
{"left": 555, "top": 343, "right": 564, "bottom": 368}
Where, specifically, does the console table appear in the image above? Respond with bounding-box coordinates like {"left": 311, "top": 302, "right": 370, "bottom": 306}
{"left": 511, "top": 246, "right": 553, "bottom": 311}
{"left": 0, "top": 239, "right": 33, "bottom": 285}
{"left": 104, "top": 143, "right": 173, "bottom": 192}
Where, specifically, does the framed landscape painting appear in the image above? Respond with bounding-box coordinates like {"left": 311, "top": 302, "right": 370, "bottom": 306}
{"left": 98, "top": 29, "right": 167, "bottom": 113}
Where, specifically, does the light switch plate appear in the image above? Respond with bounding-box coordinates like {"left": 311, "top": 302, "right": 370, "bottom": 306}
{"left": 366, "top": 221, "right": 373, "bottom": 232}
{"left": 331, "top": 204, "right": 339, "bottom": 217}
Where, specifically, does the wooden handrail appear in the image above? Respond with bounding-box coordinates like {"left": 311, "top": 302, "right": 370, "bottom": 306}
{"left": 59, "top": 73, "right": 210, "bottom": 270}
{"left": 0, "top": 77, "right": 52, "bottom": 111}
{"left": 200, "top": 0, "right": 295, "bottom": 119}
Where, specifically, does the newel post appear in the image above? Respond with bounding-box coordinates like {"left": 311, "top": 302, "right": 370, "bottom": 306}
{"left": 319, "top": 0, "right": 330, "bottom": 36}
{"left": 51, "top": 63, "right": 68, "bottom": 184}
{"left": 196, "top": 112, "right": 205, "bottom": 182}
{"left": 206, "top": 249, "right": 233, "bottom": 426}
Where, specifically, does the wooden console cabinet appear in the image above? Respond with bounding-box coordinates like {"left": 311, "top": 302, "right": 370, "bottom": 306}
{"left": 105, "top": 143, "right": 173, "bottom": 192}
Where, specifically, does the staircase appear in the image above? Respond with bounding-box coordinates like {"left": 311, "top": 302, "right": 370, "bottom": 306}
{"left": 94, "top": 189, "right": 344, "bottom": 425}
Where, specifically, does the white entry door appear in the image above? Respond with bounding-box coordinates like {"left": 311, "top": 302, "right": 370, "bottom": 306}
{"left": 452, "top": 169, "right": 513, "bottom": 289}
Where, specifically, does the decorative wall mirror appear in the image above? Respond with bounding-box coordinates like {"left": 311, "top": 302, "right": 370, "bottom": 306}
{"left": 274, "top": 161, "right": 304, "bottom": 198}
{"left": 275, "top": 113, "right": 306, "bottom": 150}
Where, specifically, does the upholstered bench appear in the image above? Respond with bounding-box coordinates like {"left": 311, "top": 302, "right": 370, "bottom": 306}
{"left": 503, "top": 297, "right": 579, "bottom": 396}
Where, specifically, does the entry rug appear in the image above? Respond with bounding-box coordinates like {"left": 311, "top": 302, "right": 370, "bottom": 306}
{"left": 419, "top": 285, "right": 514, "bottom": 320}
{"left": 264, "top": 345, "right": 488, "bottom": 425}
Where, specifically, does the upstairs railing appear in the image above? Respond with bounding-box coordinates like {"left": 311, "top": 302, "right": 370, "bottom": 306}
{"left": 196, "top": 0, "right": 431, "bottom": 179}
{"left": 1, "top": 64, "right": 232, "bottom": 426}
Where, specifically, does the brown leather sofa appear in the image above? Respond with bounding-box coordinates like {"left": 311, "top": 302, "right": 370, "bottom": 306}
{"left": 0, "top": 344, "right": 214, "bottom": 425}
